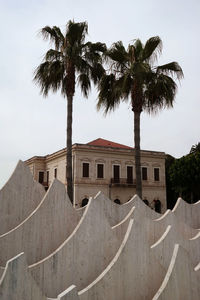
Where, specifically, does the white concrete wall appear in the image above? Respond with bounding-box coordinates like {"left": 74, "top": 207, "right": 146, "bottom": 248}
{"left": 0, "top": 163, "right": 199, "bottom": 300}
{"left": 78, "top": 218, "right": 165, "bottom": 300}
{"left": 0, "top": 253, "right": 46, "bottom": 300}
{"left": 151, "top": 225, "right": 200, "bottom": 269}
{"left": 173, "top": 198, "right": 200, "bottom": 228}
{"left": 29, "top": 196, "right": 122, "bottom": 298}
{"left": 0, "top": 161, "right": 45, "bottom": 235}
{"left": 0, "top": 179, "right": 80, "bottom": 266}
{"left": 152, "top": 244, "right": 200, "bottom": 299}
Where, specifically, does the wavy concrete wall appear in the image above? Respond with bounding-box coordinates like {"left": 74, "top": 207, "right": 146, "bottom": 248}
{"left": 173, "top": 197, "right": 200, "bottom": 228}
{"left": 92, "top": 191, "right": 136, "bottom": 226}
{"left": 154, "top": 209, "right": 198, "bottom": 239}
{"left": 130, "top": 194, "right": 161, "bottom": 219}
{"left": 0, "top": 163, "right": 200, "bottom": 299}
{"left": 0, "top": 161, "right": 45, "bottom": 235}
{"left": 93, "top": 192, "right": 159, "bottom": 228}
{"left": 29, "top": 196, "right": 122, "bottom": 298}
{"left": 0, "top": 267, "right": 4, "bottom": 279}
{"left": 0, "top": 255, "right": 81, "bottom": 300}
{"left": 152, "top": 244, "right": 200, "bottom": 299}
{"left": 151, "top": 224, "right": 200, "bottom": 269}
{"left": 78, "top": 218, "right": 165, "bottom": 300}
{"left": 0, "top": 179, "right": 80, "bottom": 266}
{"left": 0, "top": 253, "right": 46, "bottom": 300}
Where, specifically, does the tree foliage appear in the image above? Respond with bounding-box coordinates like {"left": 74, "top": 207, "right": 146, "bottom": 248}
{"left": 168, "top": 151, "right": 200, "bottom": 203}
{"left": 165, "top": 154, "right": 178, "bottom": 209}
{"left": 190, "top": 142, "right": 200, "bottom": 154}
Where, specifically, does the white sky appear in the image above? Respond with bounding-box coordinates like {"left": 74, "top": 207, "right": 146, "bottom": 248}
{"left": 0, "top": 0, "right": 200, "bottom": 188}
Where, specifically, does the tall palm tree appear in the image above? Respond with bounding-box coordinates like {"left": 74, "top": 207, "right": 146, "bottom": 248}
{"left": 97, "top": 36, "right": 183, "bottom": 199}
{"left": 34, "top": 21, "right": 106, "bottom": 203}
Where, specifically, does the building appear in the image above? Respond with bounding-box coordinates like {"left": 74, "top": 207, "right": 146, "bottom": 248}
{"left": 25, "top": 138, "right": 166, "bottom": 212}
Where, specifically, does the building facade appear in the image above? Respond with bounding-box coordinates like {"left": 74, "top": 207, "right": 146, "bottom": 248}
{"left": 25, "top": 138, "right": 166, "bottom": 212}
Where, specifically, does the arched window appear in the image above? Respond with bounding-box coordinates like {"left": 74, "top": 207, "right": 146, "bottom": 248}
{"left": 114, "top": 199, "right": 121, "bottom": 205}
{"left": 143, "top": 199, "right": 149, "bottom": 206}
{"left": 154, "top": 199, "right": 161, "bottom": 213}
{"left": 81, "top": 198, "right": 89, "bottom": 207}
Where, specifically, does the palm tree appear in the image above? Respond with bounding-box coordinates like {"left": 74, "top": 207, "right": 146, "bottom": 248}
{"left": 34, "top": 21, "right": 106, "bottom": 203}
{"left": 97, "top": 37, "right": 183, "bottom": 199}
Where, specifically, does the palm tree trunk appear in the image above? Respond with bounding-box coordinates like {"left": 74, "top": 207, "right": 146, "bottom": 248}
{"left": 66, "top": 94, "right": 73, "bottom": 203}
{"left": 134, "top": 111, "right": 142, "bottom": 199}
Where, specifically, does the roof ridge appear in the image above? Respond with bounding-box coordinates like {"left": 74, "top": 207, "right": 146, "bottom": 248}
{"left": 87, "top": 138, "right": 133, "bottom": 149}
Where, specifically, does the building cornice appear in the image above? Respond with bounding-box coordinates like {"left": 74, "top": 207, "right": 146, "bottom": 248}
{"left": 25, "top": 156, "right": 46, "bottom": 165}
{"left": 25, "top": 143, "right": 166, "bottom": 164}
{"left": 73, "top": 144, "right": 166, "bottom": 159}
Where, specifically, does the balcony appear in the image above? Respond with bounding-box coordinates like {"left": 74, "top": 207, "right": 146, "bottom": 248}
{"left": 110, "top": 178, "right": 136, "bottom": 187}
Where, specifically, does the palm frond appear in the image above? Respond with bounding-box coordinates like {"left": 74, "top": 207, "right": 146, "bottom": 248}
{"left": 48, "top": 61, "right": 65, "bottom": 91}
{"left": 90, "top": 63, "right": 105, "bottom": 84}
{"left": 34, "top": 60, "right": 64, "bottom": 96}
{"left": 83, "top": 42, "right": 106, "bottom": 66}
{"left": 40, "top": 26, "right": 64, "bottom": 50}
{"left": 34, "top": 61, "right": 50, "bottom": 96}
{"left": 97, "top": 74, "right": 121, "bottom": 114}
{"left": 44, "top": 49, "right": 63, "bottom": 61}
{"left": 85, "top": 42, "right": 107, "bottom": 54}
{"left": 131, "top": 62, "right": 151, "bottom": 78}
{"left": 131, "top": 39, "right": 143, "bottom": 61}
{"left": 83, "top": 50, "right": 102, "bottom": 65}
{"left": 107, "top": 41, "right": 128, "bottom": 67}
{"left": 66, "top": 20, "right": 88, "bottom": 46}
{"left": 142, "top": 36, "right": 162, "bottom": 63}
{"left": 156, "top": 62, "right": 184, "bottom": 80}
{"left": 75, "top": 57, "right": 89, "bottom": 74}
{"left": 52, "top": 26, "right": 65, "bottom": 45}
{"left": 120, "top": 73, "right": 132, "bottom": 99}
{"left": 77, "top": 73, "right": 91, "bottom": 97}
{"left": 144, "top": 73, "right": 177, "bottom": 114}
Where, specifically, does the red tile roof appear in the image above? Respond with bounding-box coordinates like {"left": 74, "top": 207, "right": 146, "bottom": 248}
{"left": 87, "top": 138, "right": 133, "bottom": 149}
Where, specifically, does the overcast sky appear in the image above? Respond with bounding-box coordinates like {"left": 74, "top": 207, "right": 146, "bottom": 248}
{"left": 0, "top": 0, "right": 200, "bottom": 188}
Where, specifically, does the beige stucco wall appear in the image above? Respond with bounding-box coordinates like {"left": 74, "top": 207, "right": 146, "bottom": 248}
{"left": 73, "top": 145, "right": 166, "bottom": 211}
{"left": 25, "top": 144, "right": 166, "bottom": 212}
{"left": 30, "top": 160, "right": 46, "bottom": 182}
{"left": 46, "top": 156, "right": 66, "bottom": 185}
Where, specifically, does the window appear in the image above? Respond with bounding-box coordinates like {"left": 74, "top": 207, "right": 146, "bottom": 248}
{"left": 113, "top": 165, "right": 120, "bottom": 183}
{"left": 142, "top": 167, "right": 147, "bottom": 180}
{"left": 154, "top": 199, "right": 161, "bottom": 213}
{"left": 82, "top": 163, "right": 89, "bottom": 178}
{"left": 154, "top": 168, "right": 160, "bottom": 181}
{"left": 143, "top": 199, "right": 149, "bottom": 206}
{"left": 127, "top": 166, "right": 133, "bottom": 183}
{"left": 38, "top": 171, "right": 44, "bottom": 184}
{"left": 114, "top": 199, "right": 121, "bottom": 205}
{"left": 46, "top": 171, "right": 49, "bottom": 184}
{"left": 97, "top": 164, "right": 104, "bottom": 178}
{"left": 81, "top": 198, "right": 89, "bottom": 207}
{"left": 54, "top": 168, "right": 57, "bottom": 178}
